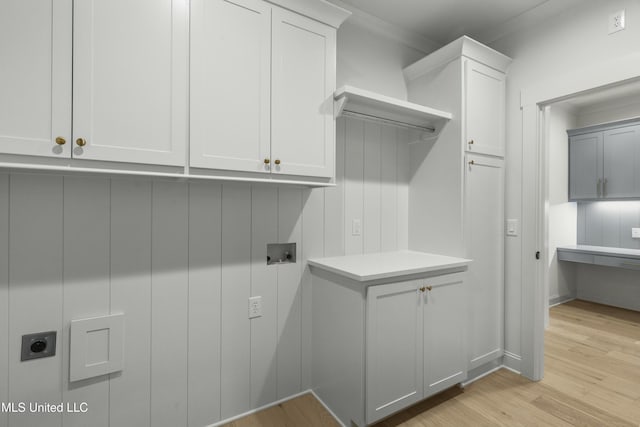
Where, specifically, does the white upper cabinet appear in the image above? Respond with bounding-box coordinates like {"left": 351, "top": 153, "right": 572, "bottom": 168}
{"left": 190, "top": 1, "right": 342, "bottom": 179}
{"left": 1, "top": 0, "right": 187, "bottom": 166}
{"left": 190, "top": 0, "right": 271, "bottom": 173}
{"left": 464, "top": 60, "right": 506, "bottom": 157}
{"left": 271, "top": 8, "right": 336, "bottom": 178}
{"left": 0, "top": 0, "right": 71, "bottom": 158}
{"left": 72, "top": 0, "right": 188, "bottom": 166}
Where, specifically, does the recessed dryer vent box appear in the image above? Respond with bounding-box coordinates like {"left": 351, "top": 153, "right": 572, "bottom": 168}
{"left": 70, "top": 313, "right": 124, "bottom": 382}
{"left": 267, "top": 243, "right": 296, "bottom": 265}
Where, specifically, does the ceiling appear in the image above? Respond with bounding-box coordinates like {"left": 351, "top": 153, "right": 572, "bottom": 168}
{"left": 328, "top": 0, "right": 585, "bottom": 46}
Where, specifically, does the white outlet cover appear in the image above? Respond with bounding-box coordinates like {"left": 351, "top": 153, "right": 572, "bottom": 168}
{"left": 609, "top": 9, "right": 626, "bottom": 34}
{"left": 632, "top": 228, "right": 640, "bottom": 239}
{"left": 352, "top": 219, "right": 362, "bottom": 236}
{"left": 248, "top": 296, "right": 262, "bottom": 319}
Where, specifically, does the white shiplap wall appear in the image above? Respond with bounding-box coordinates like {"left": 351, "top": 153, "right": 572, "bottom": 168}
{"left": 0, "top": 117, "right": 410, "bottom": 427}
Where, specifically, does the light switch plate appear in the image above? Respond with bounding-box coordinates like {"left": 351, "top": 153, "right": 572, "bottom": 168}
{"left": 506, "top": 219, "right": 519, "bottom": 237}
{"left": 352, "top": 219, "right": 362, "bottom": 236}
{"left": 249, "top": 296, "right": 262, "bottom": 319}
{"left": 632, "top": 228, "right": 640, "bottom": 239}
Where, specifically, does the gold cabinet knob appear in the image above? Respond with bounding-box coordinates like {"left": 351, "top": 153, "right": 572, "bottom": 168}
{"left": 426, "top": 286, "right": 432, "bottom": 291}
{"left": 55, "top": 136, "right": 66, "bottom": 145}
{"left": 419, "top": 286, "right": 426, "bottom": 293}
{"left": 468, "top": 160, "right": 475, "bottom": 165}
{"left": 419, "top": 286, "right": 433, "bottom": 293}
{"left": 75, "top": 138, "right": 87, "bottom": 147}
{"left": 274, "top": 159, "right": 281, "bottom": 165}
{"left": 468, "top": 139, "right": 474, "bottom": 145}
{"left": 264, "top": 158, "right": 270, "bottom": 164}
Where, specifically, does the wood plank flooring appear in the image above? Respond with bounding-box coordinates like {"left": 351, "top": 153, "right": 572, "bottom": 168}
{"left": 225, "top": 300, "right": 640, "bottom": 426}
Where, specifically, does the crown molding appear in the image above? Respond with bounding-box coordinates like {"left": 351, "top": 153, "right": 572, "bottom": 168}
{"left": 327, "top": 0, "right": 441, "bottom": 54}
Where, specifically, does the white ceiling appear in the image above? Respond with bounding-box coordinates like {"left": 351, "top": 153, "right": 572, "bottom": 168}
{"left": 328, "top": 0, "right": 585, "bottom": 46}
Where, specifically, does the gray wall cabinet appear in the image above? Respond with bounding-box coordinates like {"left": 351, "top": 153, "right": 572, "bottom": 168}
{"left": 569, "top": 119, "right": 640, "bottom": 200}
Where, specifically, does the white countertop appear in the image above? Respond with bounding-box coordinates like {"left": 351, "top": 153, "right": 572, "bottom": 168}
{"left": 557, "top": 244, "right": 640, "bottom": 259}
{"left": 308, "top": 250, "right": 471, "bottom": 282}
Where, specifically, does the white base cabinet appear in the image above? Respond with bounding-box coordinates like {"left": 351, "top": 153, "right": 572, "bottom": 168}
{"left": 310, "top": 255, "right": 469, "bottom": 427}
{"left": 367, "top": 273, "right": 466, "bottom": 423}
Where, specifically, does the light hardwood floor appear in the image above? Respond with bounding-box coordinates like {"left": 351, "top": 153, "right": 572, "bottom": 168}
{"left": 225, "top": 300, "right": 640, "bottom": 426}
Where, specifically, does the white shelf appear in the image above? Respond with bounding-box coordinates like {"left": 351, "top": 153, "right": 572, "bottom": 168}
{"left": 334, "top": 85, "right": 452, "bottom": 135}
{"left": 308, "top": 250, "right": 471, "bottom": 283}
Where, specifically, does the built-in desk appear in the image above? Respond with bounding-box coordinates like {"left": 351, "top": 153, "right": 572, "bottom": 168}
{"left": 557, "top": 245, "right": 640, "bottom": 271}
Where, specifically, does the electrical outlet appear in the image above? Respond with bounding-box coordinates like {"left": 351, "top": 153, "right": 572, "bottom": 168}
{"left": 506, "top": 219, "right": 519, "bottom": 237}
{"left": 632, "top": 228, "right": 640, "bottom": 239}
{"left": 352, "top": 219, "right": 361, "bottom": 236}
{"left": 248, "top": 296, "right": 262, "bottom": 319}
{"left": 609, "top": 9, "right": 626, "bottom": 34}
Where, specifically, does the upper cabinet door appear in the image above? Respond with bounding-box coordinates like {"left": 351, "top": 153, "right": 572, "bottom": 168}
{"left": 0, "top": 0, "right": 71, "bottom": 158}
{"left": 190, "top": 0, "right": 271, "bottom": 173}
{"left": 72, "top": 0, "right": 188, "bottom": 166}
{"left": 464, "top": 60, "right": 505, "bottom": 157}
{"left": 569, "top": 132, "right": 603, "bottom": 200}
{"left": 271, "top": 8, "right": 336, "bottom": 178}
{"left": 603, "top": 125, "right": 640, "bottom": 199}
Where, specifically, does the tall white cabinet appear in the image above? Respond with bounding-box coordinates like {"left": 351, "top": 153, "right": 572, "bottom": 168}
{"left": 404, "top": 36, "right": 511, "bottom": 372}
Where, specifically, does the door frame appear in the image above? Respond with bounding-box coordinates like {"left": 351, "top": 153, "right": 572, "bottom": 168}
{"left": 519, "top": 52, "right": 640, "bottom": 381}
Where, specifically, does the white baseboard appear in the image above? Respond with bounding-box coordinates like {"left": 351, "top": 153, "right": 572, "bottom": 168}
{"left": 503, "top": 351, "right": 522, "bottom": 374}
{"left": 310, "top": 390, "right": 348, "bottom": 427}
{"left": 549, "top": 295, "right": 576, "bottom": 308}
{"left": 207, "top": 390, "right": 314, "bottom": 427}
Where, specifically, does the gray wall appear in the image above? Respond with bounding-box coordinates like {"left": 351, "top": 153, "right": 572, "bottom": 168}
{"left": 577, "top": 201, "right": 640, "bottom": 249}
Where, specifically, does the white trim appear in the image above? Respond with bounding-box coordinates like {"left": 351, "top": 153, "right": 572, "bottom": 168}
{"left": 0, "top": 163, "right": 335, "bottom": 188}
{"left": 206, "top": 390, "right": 329, "bottom": 427}
{"left": 519, "top": 52, "right": 640, "bottom": 384}
{"left": 266, "top": 0, "right": 351, "bottom": 29}
{"left": 310, "top": 390, "right": 348, "bottom": 427}
{"left": 460, "top": 365, "right": 504, "bottom": 387}
{"left": 327, "top": 0, "right": 440, "bottom": 54}
{"left": 501, "top": 364, "right": 521, "bottom": 376}
{"left": 549, "top": 296, "right": 576, "bottom": 308}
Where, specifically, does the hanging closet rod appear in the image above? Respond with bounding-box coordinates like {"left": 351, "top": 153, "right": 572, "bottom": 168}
{"left": 341, "top": 109, "right": 436, "bottom": 133}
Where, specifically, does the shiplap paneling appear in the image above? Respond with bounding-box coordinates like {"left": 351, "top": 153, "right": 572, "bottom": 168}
{"left": 397, "top": 129, "right": 411, "bottom": 249}
{"left": 220, "top": 183, "right": 252, "bottom": 419}
{"left": 300, "top": 188, "right": 324, "bottom": 390}
{"left": 109, "top": 179, "right": 152, "bottom": 427}
{"left": 276, "top": 188, "right": 303, "bottom": 399}
{"left": 0, "top": 117, "right": 410, "bottom": 426}
{"left": 345, "top": 119, "right": 365, "bottom": 255}
{"left": 577, "top": 202, "right": 640, "bottom": 250}
{"left": 380, "top": 126, "right": 399, "bottom": 251}
{"left": 8, "top": 174, "right": 64, "bottom": 427}
{"left": 62, "top": 177, "right": 111, "bottom": 427}
{"left": 188, "top": 182, "right": 222, "bottom": 426}
{"left": 250, "top": 185, "right": 278, "bottom": 408}
{"left": 0, "top": 175, "right": 8, "bottom": 427}
{"left": 363, "top": 122, "right": 382, "bottom": 253}
{"left": 151, "top": 182, "right": 189, "bottom": 427}
{"left": 324, "top": 118, "right": 346, "bottom": 257}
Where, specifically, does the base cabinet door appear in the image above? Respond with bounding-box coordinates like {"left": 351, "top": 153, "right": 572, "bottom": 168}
{"left": 366, "top": 280, "right": 423, "bottom": 424}
{"left": 423, "top": 273, "right": 466, "bottom": 396}
{"left": 465, "top": 154, "right": 504, "bottom": 369}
